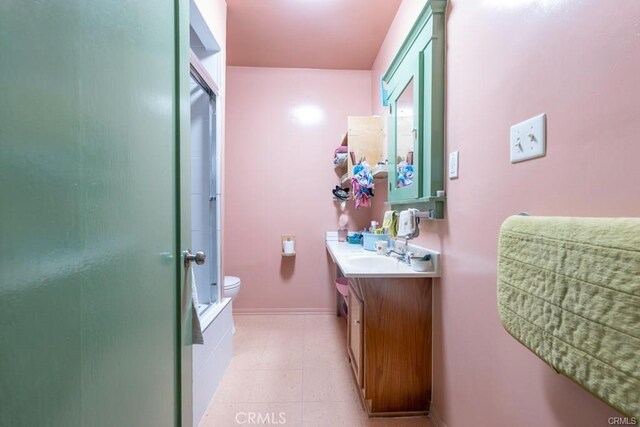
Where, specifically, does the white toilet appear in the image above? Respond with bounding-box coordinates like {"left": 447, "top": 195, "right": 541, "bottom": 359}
{"left": 224, "top": 276, "right": 241, "bottom": 335}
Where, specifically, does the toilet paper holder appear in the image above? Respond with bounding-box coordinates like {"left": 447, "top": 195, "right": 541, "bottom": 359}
{"left": 282, "top": 235, "right": 296, "bottom": 256}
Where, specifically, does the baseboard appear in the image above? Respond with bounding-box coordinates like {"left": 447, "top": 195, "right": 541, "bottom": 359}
{"left": 233, "top": 307, "right": 335, "bottom": 315}
{"left": 429, "top": 405, "right": 447, "bottom": 427}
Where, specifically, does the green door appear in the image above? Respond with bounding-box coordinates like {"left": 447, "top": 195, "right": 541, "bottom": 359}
{"left": 0, "top": 1, "right": 191, "bottom": 426}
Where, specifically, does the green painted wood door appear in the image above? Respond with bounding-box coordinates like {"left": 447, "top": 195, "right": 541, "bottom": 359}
{"left": 0, "top": 1, "right": 190, "bottom": 426}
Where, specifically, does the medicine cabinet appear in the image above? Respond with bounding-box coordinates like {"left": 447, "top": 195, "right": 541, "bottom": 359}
{"left": 383, "top": 0, "right": 446, "bottom": 218}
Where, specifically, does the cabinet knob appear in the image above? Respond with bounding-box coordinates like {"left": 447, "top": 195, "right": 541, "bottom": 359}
{"left": 354, "top": 319, "right": 360, "bottom": 325}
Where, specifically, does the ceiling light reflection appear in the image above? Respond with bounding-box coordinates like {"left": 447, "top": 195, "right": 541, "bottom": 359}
{"left": 291, "top": 104, "right": 324, "bottom": 126}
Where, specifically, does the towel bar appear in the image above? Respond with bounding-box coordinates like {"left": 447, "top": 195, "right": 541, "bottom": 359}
{"left": 414, "top": 210, "right": 437, "bottom": 219}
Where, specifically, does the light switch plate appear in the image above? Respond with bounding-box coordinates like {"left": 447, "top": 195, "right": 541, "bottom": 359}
{"left": 510, "top": 113, "right": 546, "bottom": 163}
{"left": 448, "top": 151, "right": 459, "bottom": 179}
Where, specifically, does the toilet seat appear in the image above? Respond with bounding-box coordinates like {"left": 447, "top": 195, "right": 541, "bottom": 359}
{"left": 224, "top": 276, "right": 241, "bottom": 289}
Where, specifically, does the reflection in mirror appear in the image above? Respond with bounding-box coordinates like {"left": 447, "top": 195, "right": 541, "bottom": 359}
{"left": 396, "top": 78, "right": 414, "bottom": 188}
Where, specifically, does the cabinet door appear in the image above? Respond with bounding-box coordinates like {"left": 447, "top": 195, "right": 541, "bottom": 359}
{"left": 388, "top": 65, "right": 420, "bottom": 202}
{"left": 346, "top": 116, "right": 384, "bottom": 180}
{"left": 348, "top": 285, "right": 364, "bottom": 387}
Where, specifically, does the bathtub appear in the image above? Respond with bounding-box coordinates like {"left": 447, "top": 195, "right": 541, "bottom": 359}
{"left": 192, "top": 297, "right": 233, "bottom": 426}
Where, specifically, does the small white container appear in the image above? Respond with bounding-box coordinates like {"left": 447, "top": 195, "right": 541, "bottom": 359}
{"left": 375, "top": 241, "right": 388, "bottom": 255}
{"left": 410, "top": 256, "right": 434, "bottom": 272}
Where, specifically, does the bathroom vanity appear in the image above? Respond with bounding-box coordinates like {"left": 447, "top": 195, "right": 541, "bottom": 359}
{"left": 348, "top": 276, "right": 432, "bottom": 416}
{"left": 325, "top": 0, "right": 448, "bottom": 416}
{"left": 326, "top": 241, "right": 440, "bottom": 417}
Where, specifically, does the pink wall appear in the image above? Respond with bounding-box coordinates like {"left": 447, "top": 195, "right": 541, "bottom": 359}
{"left": 372, "top": 0, "right": 640, "bottom": 426}
{"left": 224, "top": 67, "right": 373, "bottom": 312}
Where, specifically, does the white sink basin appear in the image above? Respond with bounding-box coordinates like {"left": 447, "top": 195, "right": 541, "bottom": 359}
{"left": 344, "top": 255, "right": 404, "bottom": 271}
{"left": 341, "top": 254, "right": 427, "bottom": 277}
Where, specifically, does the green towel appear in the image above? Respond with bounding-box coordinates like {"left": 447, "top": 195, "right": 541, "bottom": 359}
{"left": 497, "top": 216, "right": 640, "bottom": 418}
{"left": 382, "top": 210, "right": 397, "bottom": 238}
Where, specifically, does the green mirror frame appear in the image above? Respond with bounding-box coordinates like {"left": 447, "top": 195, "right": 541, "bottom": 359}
{"left": 383, "top": 0, "right": 447, "bottom": 218}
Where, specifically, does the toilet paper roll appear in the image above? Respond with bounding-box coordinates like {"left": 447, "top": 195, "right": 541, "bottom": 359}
{"left": 283, "top": 240, "right": 295, "bottom": 254}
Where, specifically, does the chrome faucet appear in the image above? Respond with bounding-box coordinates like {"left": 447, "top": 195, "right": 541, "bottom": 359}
{"left": 386, "top": 248, "right": 414, "bottom": 264}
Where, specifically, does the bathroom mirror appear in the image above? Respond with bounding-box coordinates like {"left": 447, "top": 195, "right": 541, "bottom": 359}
{"left": 383, "top": 0, "right": 446, "bottom": 217}
{"left": 387, "top": 68, "right": 420, "bottom": 201}
{"left": 395, "top": 78, "right": 415, "bottom": 189}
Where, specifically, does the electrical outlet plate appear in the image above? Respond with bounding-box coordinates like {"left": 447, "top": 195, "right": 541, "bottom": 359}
{"left": 510, "top": 113, "right": 546, "bottom": 163}
{"left": 448, "top": 151, "right": 459, "bottom": 179}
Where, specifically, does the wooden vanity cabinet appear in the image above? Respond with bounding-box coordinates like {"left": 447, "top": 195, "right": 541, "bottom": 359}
{"left": 347, "top": 277, "right": 433, "bottom": 416}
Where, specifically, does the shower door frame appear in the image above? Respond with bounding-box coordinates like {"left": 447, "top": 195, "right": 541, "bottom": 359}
{"left": 189, "top": 50, "right": 221, "bottom": 311}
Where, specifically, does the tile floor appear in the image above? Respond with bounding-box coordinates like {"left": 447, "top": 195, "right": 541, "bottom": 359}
{"left": 199, "top": 314, "right": 432, "bottom": 427}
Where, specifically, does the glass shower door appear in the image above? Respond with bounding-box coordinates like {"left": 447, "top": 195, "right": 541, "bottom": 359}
{"left": 190, "top": 72, "right": 219, "bottom": 311}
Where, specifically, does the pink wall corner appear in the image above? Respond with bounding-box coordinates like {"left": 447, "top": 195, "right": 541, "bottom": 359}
{"left": 223, "top": 67, "right": 373, "bottom": 312}
{"left": 373, "top": 0, "right": 640, "bottom": 426}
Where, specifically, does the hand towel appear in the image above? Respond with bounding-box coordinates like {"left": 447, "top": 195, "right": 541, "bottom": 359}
{"left": 382, "top": 210, "right": 398, "bottom": 237}
{"left": 191, "top": 267, "right": 204, "bottom": 345}
{"left": 397, "top": 209, "right": 420, "bottom": 239}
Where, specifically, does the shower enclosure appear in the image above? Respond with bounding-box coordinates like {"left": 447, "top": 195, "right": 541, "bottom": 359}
{"left": 190, "top": 64, "right": 220, "bottom": 317}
